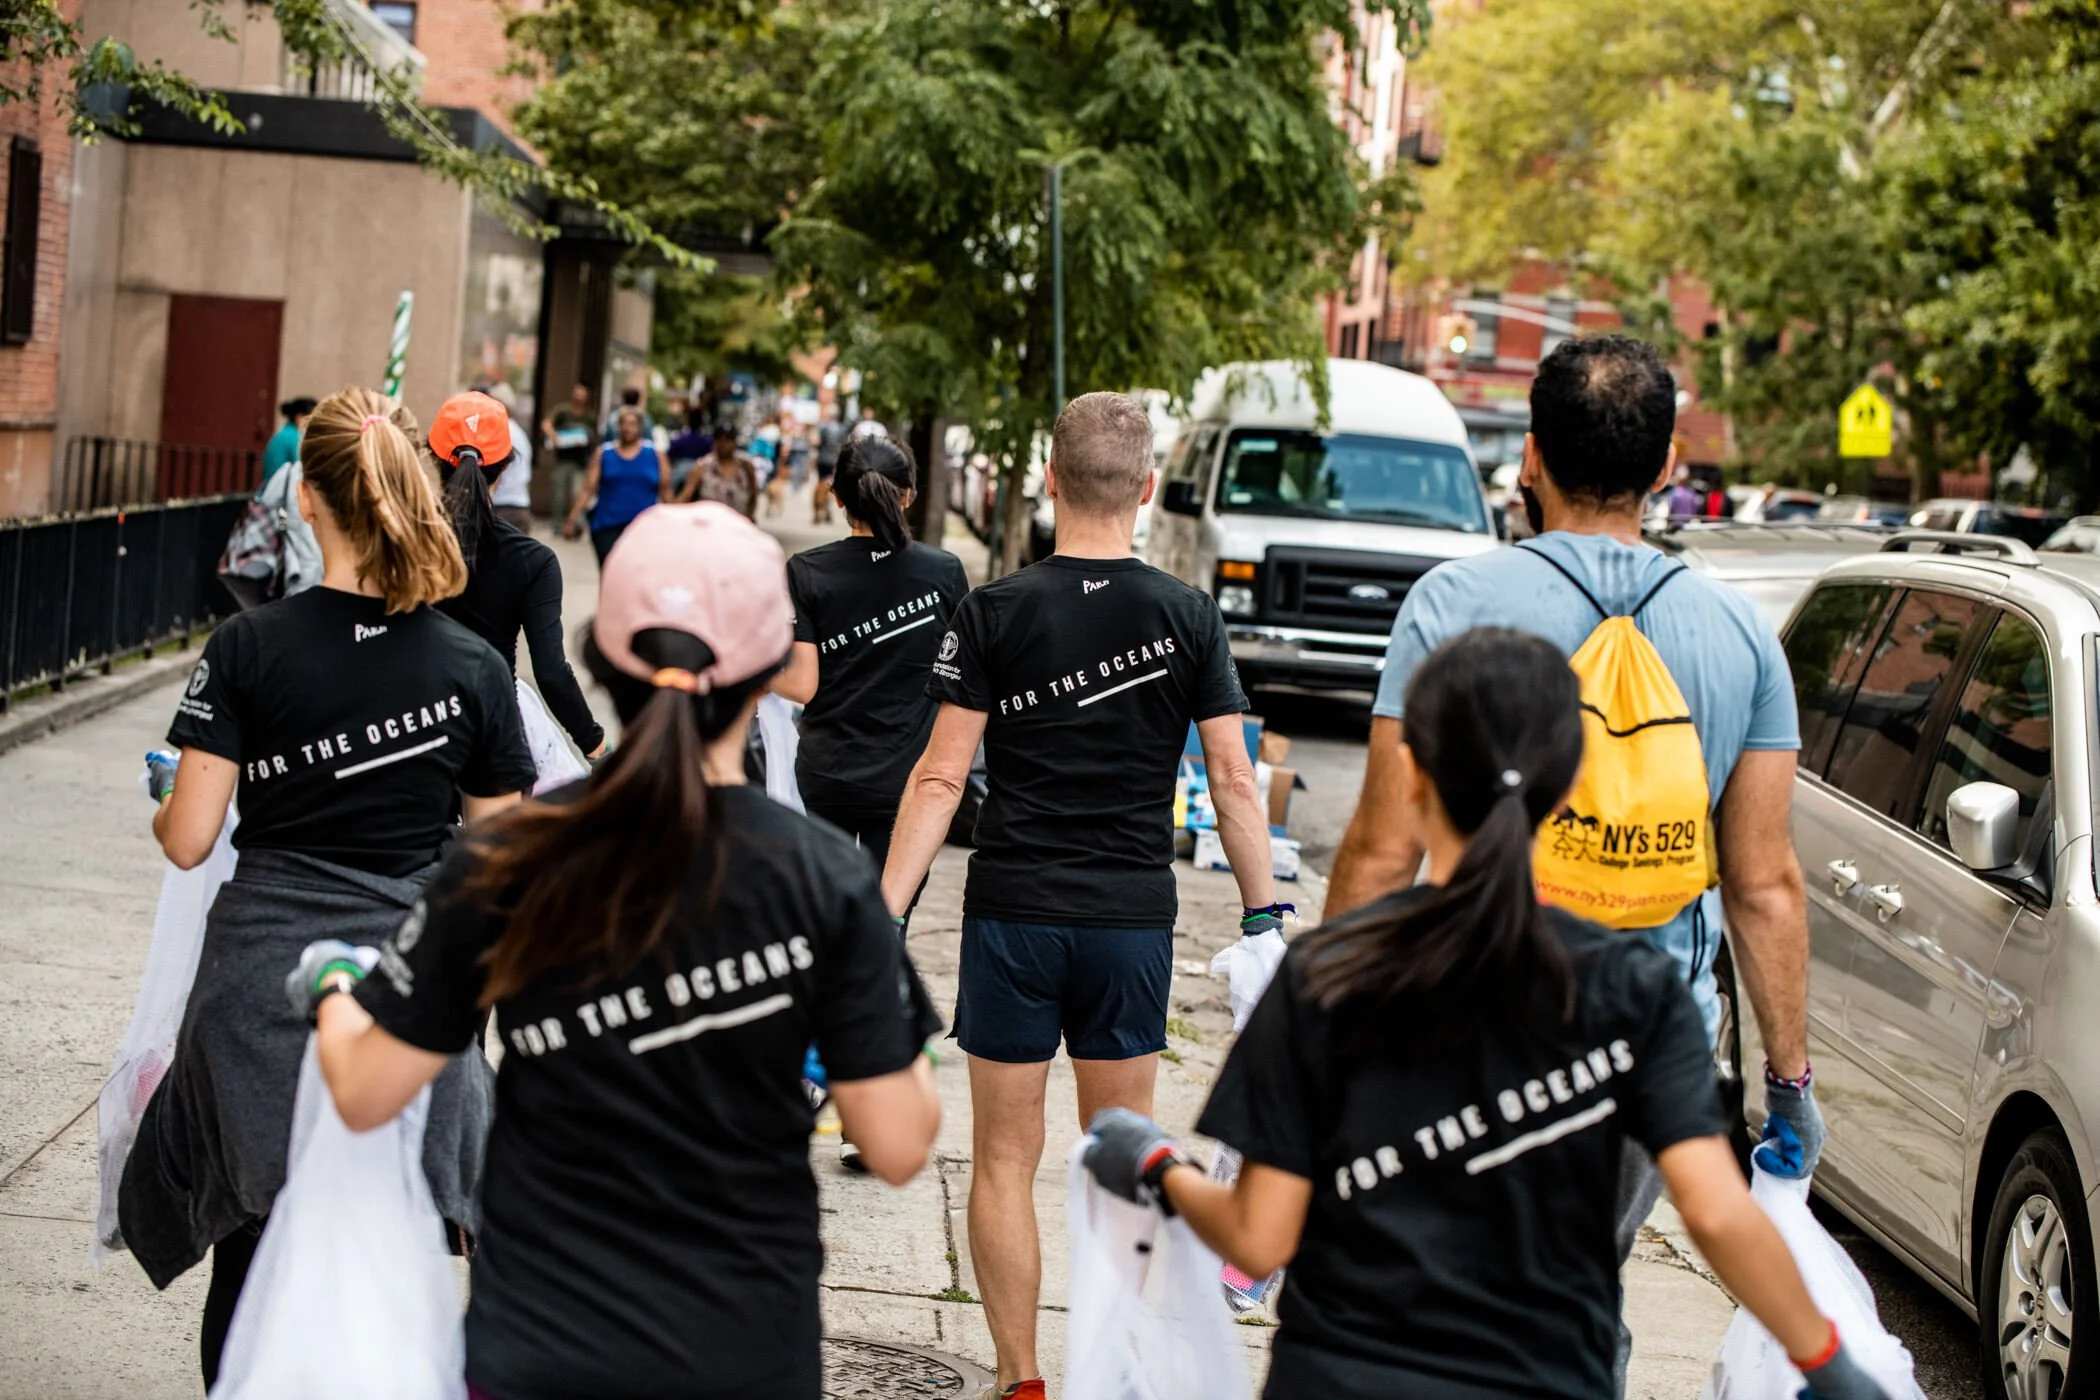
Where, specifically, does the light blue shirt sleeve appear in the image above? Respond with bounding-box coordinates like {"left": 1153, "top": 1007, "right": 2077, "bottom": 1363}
{"left": 1371, "top": 571, "right": 1461, "bottom": 720}
{"left": 1743, "top": 612, "right": 1802, "bottom": 751}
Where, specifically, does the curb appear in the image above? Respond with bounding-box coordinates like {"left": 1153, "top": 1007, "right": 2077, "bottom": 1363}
{"left": 0, "top": 648, "right": 199, "bottom": 757}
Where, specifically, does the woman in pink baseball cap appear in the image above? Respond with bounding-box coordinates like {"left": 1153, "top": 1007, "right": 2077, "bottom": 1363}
{"left": 289, "top": 502, "right": 944, "bottom": 1400}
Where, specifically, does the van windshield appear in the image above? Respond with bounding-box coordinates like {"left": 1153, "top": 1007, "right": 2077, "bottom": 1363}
{"left": 1213, "top": 429, "right": 1488, "bottom": 533}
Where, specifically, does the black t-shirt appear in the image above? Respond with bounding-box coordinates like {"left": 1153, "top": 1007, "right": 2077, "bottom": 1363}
{"left": 355, "top": 784, "right": 942, "bottom": 1400}
{"left": 926, "top": 555, "right": 1246, "bottom": 926}
{"left": 167, "top": 588, "right": 537, "bottom": 876}
{"left": 437, "top": 520, "right": 605, "bottom": 755}
{"left": 1197, "top": 903, "right": 1727, "bottom": 1400}
{"left": 789, "top": 537, "right": 970, "bottom": 812}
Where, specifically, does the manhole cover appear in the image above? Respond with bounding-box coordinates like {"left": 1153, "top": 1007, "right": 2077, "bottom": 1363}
{"left": 822, "top": 1337, "right": 989, "bottom": 1398}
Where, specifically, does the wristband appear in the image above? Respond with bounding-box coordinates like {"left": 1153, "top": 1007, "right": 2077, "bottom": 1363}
{"left": 1241, "top": 903, "right": 1296, "bottom": 926}
{"left": 1138, "top": 1142, "right": 1193, "bottom": 1217}
{"left": 1788, "top": 1320, "right": 1841, "bottom": 1371}
{"left": 1764, "top": 1061, "right": 1814, "bottom": 1093}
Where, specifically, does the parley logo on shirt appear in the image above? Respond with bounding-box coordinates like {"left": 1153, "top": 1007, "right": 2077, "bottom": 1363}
{"left": 870, "top": 549, "right": 892, "bottom": 562}
{"left": 1083, "top": 579, "right": 1111, "bottom": 594}
{"left": 187, "top": 659, "right": 210, "bottom": 697}
{"left": 938, "top": 631, "right": 960, "bottom": 662}
{"left": 354, "top": 623, "right": 389, "bottom": 642}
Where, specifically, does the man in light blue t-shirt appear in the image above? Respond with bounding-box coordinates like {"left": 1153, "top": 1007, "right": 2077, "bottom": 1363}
{"left": 1327, "top": 335, "right": 1822, "bottom": 1399}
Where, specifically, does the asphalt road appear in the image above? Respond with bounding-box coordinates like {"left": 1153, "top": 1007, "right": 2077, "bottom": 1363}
{"left": 1255, "top": 685, "right": 1985, "bottom": 1399}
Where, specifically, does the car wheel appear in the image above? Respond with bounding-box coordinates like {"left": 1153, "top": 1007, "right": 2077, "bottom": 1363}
{"left": 1980, "top": 1129, "right": 2093, "bottom": 1400}
{"left": 1710, "top": 934, "right": 1752, "bottom": 1172}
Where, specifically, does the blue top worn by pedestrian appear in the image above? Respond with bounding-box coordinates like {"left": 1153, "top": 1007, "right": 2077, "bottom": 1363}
{"left": 1372, "top": 531, "right": 1799, "bottom": 1037}
{"left": 591, "top": 442, "right": 662, "bottom": 531}
{"left": 261, "top": 421, "right": 301, "bottom": 485}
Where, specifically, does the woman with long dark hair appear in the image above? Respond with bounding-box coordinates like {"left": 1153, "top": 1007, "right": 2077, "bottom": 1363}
{"left": 125, "top": 386, "right": 537, "bottom": 1387}
{"left": 429, "top": 390, "right": 607, "bottom": 768}
{"left": 772, "top": 435, "right": 968, "bottom": 871}
{"left": 1082, "top": 629, "right": 1893, "bottom": 1400}
{"left": 561, "top": 406, "right": 664, "bottom": 562}
{"left": 290, "top": 503, "right": 943, "bottom": 1400}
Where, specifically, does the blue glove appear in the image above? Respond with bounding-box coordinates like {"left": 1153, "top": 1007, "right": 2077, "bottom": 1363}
{"left": 1761, "top": 1067, "right": 1825, "bottom": 1178}
{"left": 144, "top": 750, "right": 179, "bottom": 804}
{"left": 1241, "top": 903, "right": 1296, "bottom": 937}
{"left": 1796, "top": 1335, "right": 1892, "bottom": 1400}
{"left": 1084, "top": 1108, "right": 1191, "bottom": 1214}
{"left": 284, "top": 939, "right": 379, "bottom": 1022}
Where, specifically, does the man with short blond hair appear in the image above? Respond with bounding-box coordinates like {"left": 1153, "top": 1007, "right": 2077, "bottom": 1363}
{"left": 880, "top": 391, "right": 1282, "bottom": 1400}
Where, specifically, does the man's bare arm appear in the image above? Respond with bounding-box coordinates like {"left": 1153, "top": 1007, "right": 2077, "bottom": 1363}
{"left": 1196, "top": 714, "right": 1274, "bottom": 912}
{"left": 1716, "top": 748, "right": 1810, "bottom": 1080}
{"left": 1322, "top": 717, "right": 1422, "bottom": 919}
{"left": 880, "top": 704, "right": 988, "bottom": 916}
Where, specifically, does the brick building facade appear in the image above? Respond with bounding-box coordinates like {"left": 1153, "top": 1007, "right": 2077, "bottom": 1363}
{"left": 0, "top": 55, "right": 76, "bottom": 518}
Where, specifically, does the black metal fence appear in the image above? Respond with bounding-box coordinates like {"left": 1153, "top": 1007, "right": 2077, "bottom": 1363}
{"left": 54, "top": 437, "right": 261, "bottom": 514}
{"left": 0, "top": 494, "right": 247, "bottom": 711}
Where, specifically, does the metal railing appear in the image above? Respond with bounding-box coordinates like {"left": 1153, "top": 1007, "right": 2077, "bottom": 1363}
{"left": 54, "top": 437, "right": 261, "bottom": 514}
{"left": 280, "top": 0, "right": 427, "bottom": 102}
{"left": 0, "top": 495, "right": 248, "bottom": 710}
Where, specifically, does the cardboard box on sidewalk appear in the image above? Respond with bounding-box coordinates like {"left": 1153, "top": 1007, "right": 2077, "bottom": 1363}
{"left": 1193, "top": 826, "right": 1302, "bottom": 881}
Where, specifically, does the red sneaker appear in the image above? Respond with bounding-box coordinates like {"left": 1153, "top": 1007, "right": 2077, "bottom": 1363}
{"left": 978, "top": 1382, "right": 1046, "bottom": 1400}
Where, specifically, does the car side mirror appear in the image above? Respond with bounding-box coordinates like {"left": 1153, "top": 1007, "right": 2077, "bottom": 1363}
{"left": 1161, "top": 479, "right": 1203, "bottom": 517}
{"left": 1947, "top": 782, "right": 2021, "bottom": 872}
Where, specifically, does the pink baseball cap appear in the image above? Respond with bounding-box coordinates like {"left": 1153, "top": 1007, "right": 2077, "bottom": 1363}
{"left": 592, "top": 503, "right": 792, "bottom": 692}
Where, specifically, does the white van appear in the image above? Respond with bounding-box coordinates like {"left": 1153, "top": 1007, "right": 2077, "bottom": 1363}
{"left": 1145, "top": 358, "right": 1497, "bottom": 689}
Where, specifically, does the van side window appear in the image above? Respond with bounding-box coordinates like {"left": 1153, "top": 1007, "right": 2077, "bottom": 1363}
{"left": 1782, "top": 583, "right": 1893, "bottom": 775}
{"left": 1918, "top": 613, "right": 2052, "bottom": 855}
{"left": 1823, "top": 589, "right": 1983, "bottom": 819}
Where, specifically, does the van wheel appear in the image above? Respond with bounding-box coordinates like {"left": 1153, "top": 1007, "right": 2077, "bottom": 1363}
{"left": 1710, "top": 935, "right": 1752, "bottom": 1173}
{"left": 1980, "top": 1129, "right": 2093, "bottom": 1400}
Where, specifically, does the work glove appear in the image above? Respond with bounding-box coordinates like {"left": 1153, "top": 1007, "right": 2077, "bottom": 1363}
{"left": 143, "top": 750, "right": 179, "bottom": 804}
{"left": 1760, "top": 1067, "right": 1826, "bottom": 1178}
{"left": 1240, "top": 902, "right": 1296, "bottom": 938}
{"left": 1795, "top": 1333, "right": 1893, "bottom": 1400}
{"left": 284, "top": 939, "right": 380, "bottom": 1022}
{"left": 1085, "top": 1108, "right": 1191, "bottom": 1215}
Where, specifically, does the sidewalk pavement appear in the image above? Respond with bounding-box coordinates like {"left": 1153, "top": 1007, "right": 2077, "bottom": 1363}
{"left": 0, "top": 482, "right": 1736, "bottom": 1398}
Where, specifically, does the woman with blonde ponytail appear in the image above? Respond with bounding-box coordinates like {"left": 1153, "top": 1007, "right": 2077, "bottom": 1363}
{"left": 126, "top": 385, "right": 539, "bottom": 1388}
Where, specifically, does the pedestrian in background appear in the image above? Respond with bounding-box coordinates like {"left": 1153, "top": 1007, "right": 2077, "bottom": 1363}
{"left": 601, "top": 384, "right": 653, "bottom": 441}
{"left": 878, "top": 391, "right": 1283, "bottom": 1400}
{"left": 261, "top": 397, "right": 316, "bottom": 486}
{"left": 1085, "top": 629, "right": 1891, "bottom": 1400}
{"left": 563, "top": 407, "right": 665, "bottom": 564}
{"left": 124, "top": 386, "right": 535, "bottom": 1388}
{"left": 813, "top": 413, "right": 846, "bottom": 524}
{"left": 430, "top": 391, "right": 606, "bottom": 768}
{"left": 542, "top": 382, "right": 597, "bottom": 529}
{"left": 481, "top": 382, "right": 537, "bottom": 534}
{"left": 293, "top": 503, "right": 942, "bottom": 1400}
{"left": 680, "top": 431, "right": 760, "bottom": 520}
{"left": 666, "top": 406, "right": 714, "bottom": 500}
{"left": 784, "top": 418, "right": 813, "bottom": 492}
{"left": 1326, "top": 334, "right": 1821, "bottom": 1396}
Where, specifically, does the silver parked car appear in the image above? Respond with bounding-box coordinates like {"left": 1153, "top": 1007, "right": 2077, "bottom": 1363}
{"left": 1723, "top": 530, "right": 2099, "bottom": 1400}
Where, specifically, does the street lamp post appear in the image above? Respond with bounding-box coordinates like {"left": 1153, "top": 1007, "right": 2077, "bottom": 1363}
{"left": 1050, "top": 161, "right": 1066, "bottom": 412}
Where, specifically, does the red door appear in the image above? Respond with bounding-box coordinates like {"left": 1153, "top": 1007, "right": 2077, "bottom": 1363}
{"left": 158, "top": 294, "right": 283, "bottom": 498}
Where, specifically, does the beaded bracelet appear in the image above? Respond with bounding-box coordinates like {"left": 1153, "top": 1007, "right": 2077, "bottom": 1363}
{"left": 1764, "top": 1061, "right": 1814, "bottom": 1093}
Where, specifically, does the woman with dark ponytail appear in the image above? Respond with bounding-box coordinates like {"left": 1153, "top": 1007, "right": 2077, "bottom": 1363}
{"left": 428, "top": 391, "right": 607, "bottom": 769}
{"left": 295, "top": 503, "right": 942, "bottom": 1400}
{"left": 1081, "top": 628, "right": 1894, "bottom": 1400}
{"left": 773, "top": 435, "right": 969, "bottom": 871}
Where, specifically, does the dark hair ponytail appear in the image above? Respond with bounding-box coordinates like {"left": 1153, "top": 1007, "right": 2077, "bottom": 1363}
{"left": 835, "top": 436, "right": 916, "bottom": 554}
{"left": 1301, "top": 628, "right": 1585, "bottom": 1052}
{"left": 439, "top": 452, "right": 500, "bottom": 576}
{"left": 464, "top": 627, "right": 774, "bottom": 1006}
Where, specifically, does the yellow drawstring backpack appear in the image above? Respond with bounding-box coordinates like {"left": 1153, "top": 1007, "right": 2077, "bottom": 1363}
{"left": 1522, "top": 546, "right": 1712, "bottom": 929}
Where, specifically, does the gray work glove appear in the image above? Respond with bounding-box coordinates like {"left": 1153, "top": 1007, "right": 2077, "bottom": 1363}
{"left": 1084, "top": 1108, "right": 1190, "bottom": 1215}
{"left": 1797, "top": 1336, "right": 1893, "bottom": 1400}
{"left": 284, "top": 940, "right": 380, "bottom": 1022}
{"left": 1762, "top": 1069, "right": 1826, "bottom": 1179}
{"left": 144, "top": 750, "right": 180, "bottom": 804}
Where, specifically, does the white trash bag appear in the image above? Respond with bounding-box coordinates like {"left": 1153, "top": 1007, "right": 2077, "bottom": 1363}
{"left": 1699, "top": 1165, "right": 1926, "bottom": 1400}
{"left": 755, "top": 693, "right": 805, "bottom": 813}
{"left": 516, "top": 679, "right": 589, "bottom": 794}
{"left": 1065, "top": 1139, "right": 1251, "bottom": 1400}
{"left": 94, "top": 812, "right": 238, "bottom": 1263}
{"left": 1206, "top": 929, "right": 1289, "bottom": 1312}
{"left": 211, "top": 1041, "right": 464, "bottom": 1400}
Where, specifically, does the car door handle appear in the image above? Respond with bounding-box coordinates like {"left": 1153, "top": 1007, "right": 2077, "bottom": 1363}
{"left": 1827, "top": 859, "right": 1861, "bottom": 895}
{"left": 1868, "top": 883, "right": 1904, "bottom": 923}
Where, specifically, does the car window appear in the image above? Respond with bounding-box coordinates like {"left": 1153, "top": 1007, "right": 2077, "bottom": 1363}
{"left": 1824, "top": 590, "right": 1984, "bottom": 817}
{"left": 1918, "top": 612, "right": 2052, "bottom": 855}
{"left": 1212, "top": 429, "right": 1489, "bottom": 534}
{"left": 1783, "top": 583, "right": 1895, "bottom": 774}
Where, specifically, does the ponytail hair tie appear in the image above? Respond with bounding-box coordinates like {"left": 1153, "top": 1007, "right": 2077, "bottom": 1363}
{"left": 1497, "top": 769, "right": 1524, "bottom": 795}
{"left": 651, "top": 667, "right": 702, "bottom": 693}
{"left": 360, "top": 414, "right": 387, "bottom": 434}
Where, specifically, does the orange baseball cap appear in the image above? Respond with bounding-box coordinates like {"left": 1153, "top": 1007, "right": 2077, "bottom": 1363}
{"left": 429, "top": 391, "right": 514, "bottom": 471}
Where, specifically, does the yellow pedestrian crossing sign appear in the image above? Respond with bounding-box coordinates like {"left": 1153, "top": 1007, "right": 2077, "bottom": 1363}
{"left": 1840, "top": 384, "right": 1893, "bottom": 458}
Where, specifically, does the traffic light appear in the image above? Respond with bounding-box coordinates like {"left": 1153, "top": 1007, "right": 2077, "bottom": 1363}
{"left": 1434, "top": 312, "right": 1478, "bottom": 359}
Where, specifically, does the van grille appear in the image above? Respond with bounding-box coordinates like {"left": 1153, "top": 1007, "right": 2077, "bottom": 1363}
{"left": 1262, "top": 547, "right": 1442, "bottom": 635}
